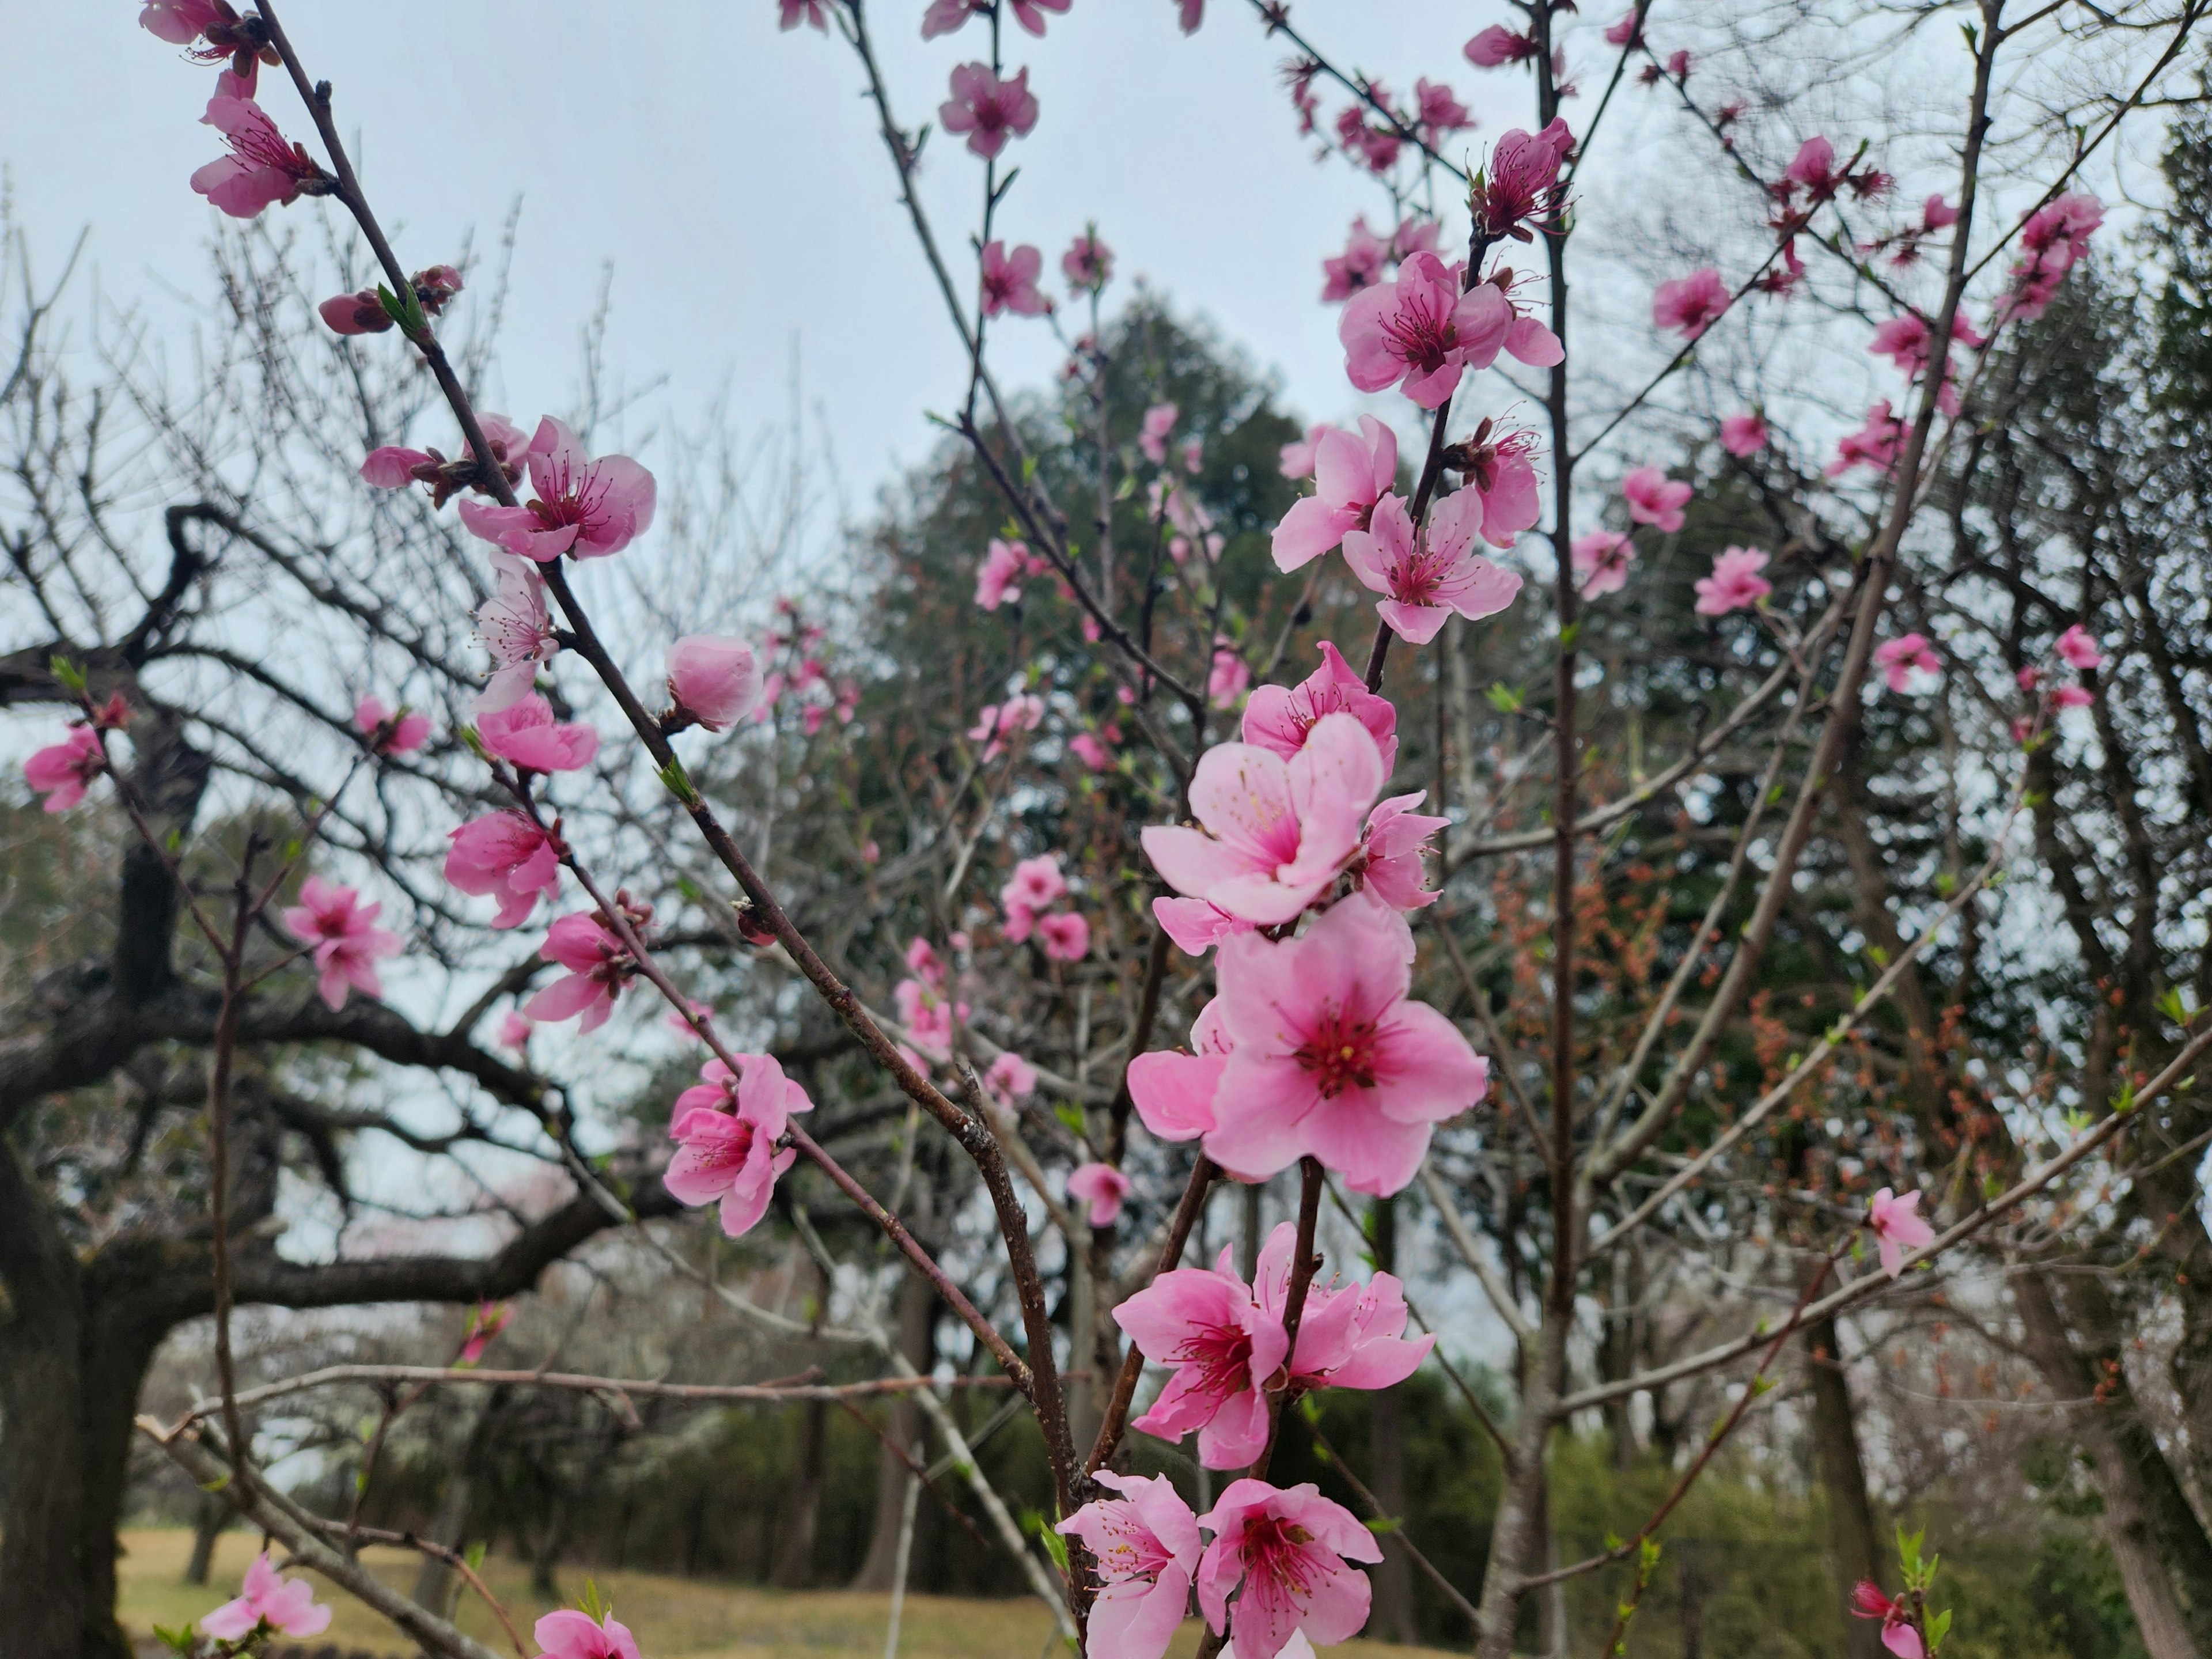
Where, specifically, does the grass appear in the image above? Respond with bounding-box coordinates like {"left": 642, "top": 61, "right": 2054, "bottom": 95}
{"left": 119, "top": 1529, "right": 1464, "bottom": 1659}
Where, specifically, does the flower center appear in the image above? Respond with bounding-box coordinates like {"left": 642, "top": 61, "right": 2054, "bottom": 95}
{"left": 1293, "top": 1006, "right": 1381, "bottom": 1097}
{"left": 1381, "top": 290, "right": 1455, "bottom": 374}
{"left": 1170, "top": 1322, "right": 1255, "bottom": 1404}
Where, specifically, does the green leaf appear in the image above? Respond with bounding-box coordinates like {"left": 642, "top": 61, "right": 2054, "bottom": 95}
{"left": 151, "top": 1623, "right": 199, "bottom": 1654}
{"left": 1934, "top": 870, "right": 1958, "bottom": 897}
{"left": 465, "top": 1540, "right": 487, "bottom": 1571}
{"left": 49, "top": 654, "right": 88, "bottom": 695}
{"left": 577, "top": 1578, "right": 612, "bottom": 1620}
{"left": 658, "top": 757, "right": 700, "bottom": 806}
{"left": 1024, "top": 1509, "right": 1072, "bottom": 1575}
{"left": 1865, "top": 943, "right": 1891, "bottom": 967}
{"left": 1363, "top": 1515, "right": 1403, "bottom": 1533}
{"left": 1927, "top": 1607, "right": 1952, "bottom": 1647}
{"left": 1054, "top": 1101, "right": 1087, "bottom": 1135}
{"left": 1558, "top": 620, "right": 1583, "bottom": 649}
{"left": 1486, "top": 682, "right": 1524, "bottom": 714}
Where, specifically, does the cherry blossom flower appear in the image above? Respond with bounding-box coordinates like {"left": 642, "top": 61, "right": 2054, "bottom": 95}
{"left": 445, "top": 812, "right": 560, "bottom": 929}
{"left": 980, "top": 241, "right": 1051, "bottom": 317}
{"left": 24, "top": 726, "right": 104, "bottom": 813}
{"left": 925, "top": 0, "right": 1069, "bottom": 35}
{"left": 1414, "top": 79, "right": 1474, "bottom": 140}
{"left": 1055, "top": 1471, "right": 1202, "bottom": 1659}
{"left": 457, "top": 418, "right": 656, "bottom": 563}
{"left": 191, "top": 95, "right": 325, "bottom": 218}
{"left": 472, "top": 554, "right": 559, "bottom": 714}
{"left": 905, "top": 935, "right": 946, "bottom": 988}
{"left": 1271, "top": 415, "right": 1399, "bottom": 571}
{"left": 1827, "top": 400, "right": 1904, "bottom": 475}
{"left": 1866, "top": 1187, "right": 1935, "bottom": 1277}
{"left": 778, "top": 1, "right": 830, "bottom": 31}
{"left": 1693, "top": 546, "right": 1772, "bottom": 616}
{"left": 1464, "top": 24, "right": 1538, "bottom": 66}
{"left": 1176, "top": 0, "right": 1203, "bottom": 32}
{"left": 1182, "top": 435, "right": 1206, "bottom": 475}
{"left": 1252, "top": 1221, "right": 1433, "bottom": 1390}
{"left": 975, "top": 537, "right": 1036, "bottom": 609}
{"left": 895, "top": 975, "right": 964, "bottom": 1057}
{"left": 1063, "top": 228, "right": 1115, "bottom": 291}
{"left": 1341, "top": 253, "right": 1560, "bottom": 409}
{"left": 1243, "top": 640, "right": 1399, "bottom": 775}
{"left": 668, "top": 635, "right": 761, "bottom": 731}
{"left": 2056, "top": 623, "right": 2104, "bottom": 671}
{"left": 282, "top": 876, "right": 401, "bottom": 1011}
{"left": 1652, "top": 267, "right": 1730, "bottom": 339}
{"left": 498, "top": 1011, "right": 533, "bottom": 1052}
{"left": 1785, "top": 136, "right": 1843, "bottom": 200}
{"left": 1003, "top": 853, "right": 1070, "bottom": 913}
{"left": 1868, "top": 312, "right": 1983, "bottom": 416}
{"left": 1621, "top": 465, "right": 1691, "bottom": 533}
{"left": 200, "top": 1552, "right": 331, "bottom": 1641}
{"left": 1206, "top": 893, "right": 1488, "bottom": 1194}
{"left": 320, "top": 264, "right": 463, "bottom": 336}
{"left": 666, "top": 1052, "right": 812, "bottom": 1238}
{"left": 1333, "top": 103, "right": 1402, "bottom": 176}
{"left": 1143, "top": 713, "right": 1387, "bottom": 926}
{"left": 1471, "top": 120, "right": 1573, "bottom": 242}
{"left": 362, "top": 411, "right": 539, "bottom": 507}
{"left": 1152, "top": 897, "right": 1253, "bottom": 959}
{"left": 1114, "top": 1241, "right": 1289, "bottom": 1466}
{"left": 1139, "top": 403, "right": 1180, "bottom": 464}
{"left": 354, "top": 695, "right": 430, "bottom": 756}
{"left": 1448, "top": 423, "right": 1543, "bottom": 546}
{"left": 457, "top": 1300, "right": 511, "bottom": 1365}
{"left": 141, "top": 0, "right": 276, "bottom": 90}
{"left": 1128, "top": 1001, "right": 1232, "bottom": 1139}
{"left": 1572, "top": 529, "right": 1634, "bottom": 598}
{"left": 1720, "top": 412, "right": 1769, "bottom": 457}
{"left": 1071, "top": 730, "right": 1113, "bottom": 770}
{"left": 1874, "top": 633, "right": 1940, "bottom": 693}
{"left": 940, "top": 63, "right": 1039, "bottom": 159}
{"left": 1068, "top": 1162, "right": 1133, "bottom": 1226}
{"left": 1210, "top": 641, "right": 1251, "bottom": 709}
{"left": 1850, "top": 1583, "right": 1925, "bottom": 1659}
{"left": 2005, "top": 194, "right": 2103, "bottom": 321}
{"left": 985, "top": 1050, "right": 1037, "bottom": 1103}
{"left": 1340, "top": 490, "right": 1524, "bottom": 645}
{"left": 1320, "top": 218, "right": 1390, "bottom": 302}
{"left": 535, "top": 1608, "right": 644, "bottom": 1659}
{"left": 1196, "top": 1479, "right": 1381, "bottom": 1659}
{"left": 1922, "top": 195, "right": 1959, "bottom": 230}
{"left": 1039, "top": 910, "right": 1092, "bottom": 962}
{"left": 524, "top": 912, "right": 637, "bottom": 1032}
{"left": 1278, "top": 424, "right": 1331, "bottom": 479}
{"left": 2052, "top": 684, "right": 2095, "bottom": 710}
{"left": 971, "top": 692, "right": 1046, "bottom": 760}
{"left": 478, "top": 694, "right": 600, "bottom": 774}
{"left": 1604, "top": 12, "right": 1643, "bottom": 47}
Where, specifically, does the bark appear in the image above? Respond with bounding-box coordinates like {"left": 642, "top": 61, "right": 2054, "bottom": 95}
{"left": 2016, "top": 1266, "right": 2210, "bottom": 1659}
{"left": 1802, "top": 1306, "right": 1883, "bottom": 1659}
{"left": 771, "top": 1397, "right": 831, "bottom": 1588}
{"left": 183, "top": 1491, "right": 229, "bottom": 1585}
{"left": 1368, "top": 1196, "right": 1418, "bottom": 1643}
{"left": 414, "top": 1388, "right": 512, "bottom": 1612}
{"left": 852, "top": 1263, "right": 938, "bottom": 1590}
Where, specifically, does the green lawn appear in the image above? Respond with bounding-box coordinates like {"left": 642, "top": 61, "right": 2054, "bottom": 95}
{"left": 120, "top": 1529, "right": 1461, "bottom": 1658}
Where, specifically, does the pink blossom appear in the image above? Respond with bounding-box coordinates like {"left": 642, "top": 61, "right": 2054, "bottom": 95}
{"left": 668, "top": 635, "right": 760, "bottom": 731}
{"left": 477, "top": 694, "right": 600, "bottom": 774}
{"left": 320, "top": 264, "right": 462, "bottom": 335}
{"left": 1114, "top": 1241, "right": 1289, "bottom": 1466}
{"left": 1471, "top": 121, "right": 1573, "bottom": 241}
{"left": 445, "top": 812, "right": 561, "bottom": 929}
{"left": 1143, "top": 713, "right": 1387, "bottom": 926}
{"left": 1333, "top": 104, "right": 1402, "bottom": 176}
{"left": 1454, "top": 425, "right": 1543, "bottom": 546}
{"left": 1068, "top": 1162, "right": 1133, "bottom": 1226}
{"left": 1850, "top": 1583, "right": 1926, "bottom": 1659}
{"left": 1827, "top": 400, "right": 1904, "bottom": 475}
{"left": 457, "top": 418, "right": 656, "bottom": 563}
{"left": 1785, "top": 136, "right": 1840, "bottom": 198}
{"left": 1341, "top": 491, "right": 1524, "bottom": 646}
{"left": 498, "top": 1011, "right": 533, "bottom": 1051}
{"left": 200, "top": 1552, "right": 331, "bottom": 1641}
{"left": 1922, "top": 195, "right": 1959, "bottom": 231}
{"left": 1720, "top": 412, "right": 1769, "bottom": 457}
{"left": 1652, "top": 267, "right": 1730, "bottom": 339}
{"left": 1182, "top": 435, "right": 1206, "bottom": 475}
{"left": 1603, "top": 12, "right": 1643, "bottom": 47}
{"left": 1176, "top": 0, "right": 1203, "bottom": 32}
{"left": 474, "top": 554, "right": 559, "bottom": 714}
{"left": 24, "top": 726, "right": 104, "bottom": 813}
{"left": 1128, "top": 1000, "right": 1232, "bottom": 1139}
{"left": 1003, "top": 853, "right": 1070, "bottom": 914}
{"left": 1271, "top": 416, "right": 1398, "bottom": 571}
{"left": 1152, "top": 898, "right": 1253, "bottom": 959}
{"left": 1414, "top": 78, "right": 1474, "bottom": 138}
{"left": 895, "top": 976, "right": 963, "bottom": 1057}
{"left": 457, "top": 1300, "right": 511, "bottom": 1366}
{"left": 1039, "top": 910, "right": 1092, "bottom": 962}
{"left": 2006, "top": 194, "right": 2104, "bottom": 321}
{"left": 925, "top": 0, "right": 1068, "bottom": 35}
{"left": 1464, "top": 24, "right": 1537, "bottom": 66}
{"left": 985, "top": 1050, "right": 1037, "bottom": 1102}
{"left": 2052, "top": 684, "right": 2095, "bottom": 710}
{"left": 1196, "top": 1479, "right": 1381, "bottom": 1659}
{"left": 523, "top": 912, "right": 635, "bottom": 1033}
{"left": 1868, "top": 313, "right": 1969, "bottom": 415}
{"left": 362, "top": 411, "right": 537, "bottom": 501}
{"left": 1355, "top": 793, "right": 1446, "bottom": 912}
{"left": 1071, "top": 730, "right": 1113, "bottom": 770}
{"left": 1207, "top": 893, "right": 1488, "bottom": 1194}
{"left": 1320, "top": 217, "right": 1389, "bottom": 302}
{"left": 354, "top": 695, "right": 430, "bottom": 756}
{"left": 778, "top": 1, "right": 830, "bottom": 31}
{"left": 1621, "top": 465, "right": 1691, "bottom": 533}
{"left": 906, "top": 934, "right": 946, "bottom": 988}
{"left": 1253, "top": 1221, "right": 1433, "bottom": 1390}
{"left": 1278, "top": 424, "right": 1331, "bottom": 480}
{"left": 1242, "top": 641, "right": 1399, "bottom": 776}
{"left": 1210, "top": 641, "right": 1251, "bottom": 709}
{"left": 1056, "top": 1471, "right": 1202, "bottom": 1659}
{"left": 535, "top": 1608, "right": 644, "bottom": 1659}
{"left": 1693, "top": 546, "right": 1772, "bottom": 616}
{"left": 1139, "top": 403, "right": 1180, "bottom": 464}
{"left": 282, "top": 875, "right": 401, "bottom": 1011}
{"left": 1572, "top": 529, "right": 1634, "bottom": 598}
{"left": 666, "top": 1051, "right": 812, "bottom": 1238}
{"left": 1873, "top": 632, "right": 1940, "bottom": 693}
{"left": 980, "top": 241, "right": 1051, "bottom": 318}
{"left": 1341, "top": 253, "right": 1560, "bottom": 410}
{"left": 191, "top": 96, "right": 323, "bottom": 218}
{"left": 666, "top": 998, "right": 714, "bottom": 1040}
{"left": 940, "top": 63, "right": 1039, "bottom": 160}
{"left": 1063, "top": 228, "right": 1114, "bottom": 290}
{"left": 974, "top": 537, "right": 1035, "bottom": 609}
{"left": 2056, "top": 623, "right": 2103, "bottom": 671}
{"left": 1866, "top": 1187, "right": 1935, "bottom": 1278}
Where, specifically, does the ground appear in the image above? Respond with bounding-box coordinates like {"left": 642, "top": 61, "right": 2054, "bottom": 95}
{"left": 118, "top": 1529, "right": 1460, "bottom": 1658}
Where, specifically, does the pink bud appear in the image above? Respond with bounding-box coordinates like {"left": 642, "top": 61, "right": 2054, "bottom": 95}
{"left": 668, "top": 635, "right": 761, "bottom": 732}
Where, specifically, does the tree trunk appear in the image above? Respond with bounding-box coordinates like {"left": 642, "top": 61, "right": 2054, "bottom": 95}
{"left": 772, "top": 1398, "right": 830, "bottom": 1589}
{"left": 2016, "top": 1266, "right": 2208, "bottom": 1659}
{"left": 853, "top": 1264, "right": 937, "bottom": 1590}
{"left": 1368, "top": 1196, "right": 1417, "bottom": 1643}
{"left": 184, "top": 1491, "right": 230, "bottom": 1585}
{"left": 414, "top": 1387, "right": 511, "bottom": 1612}
{"left": 1802, "top": 1305, "right": 1883, "bottom": 1659}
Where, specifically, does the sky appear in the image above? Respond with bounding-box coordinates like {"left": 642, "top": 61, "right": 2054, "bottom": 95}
{"left": 2, "top": 2, "right": 1568, "bottom": 507}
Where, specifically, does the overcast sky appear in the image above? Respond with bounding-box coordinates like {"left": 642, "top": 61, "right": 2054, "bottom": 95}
{"left": 2, "top": 2, "right": 1593, "bottom": 506}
